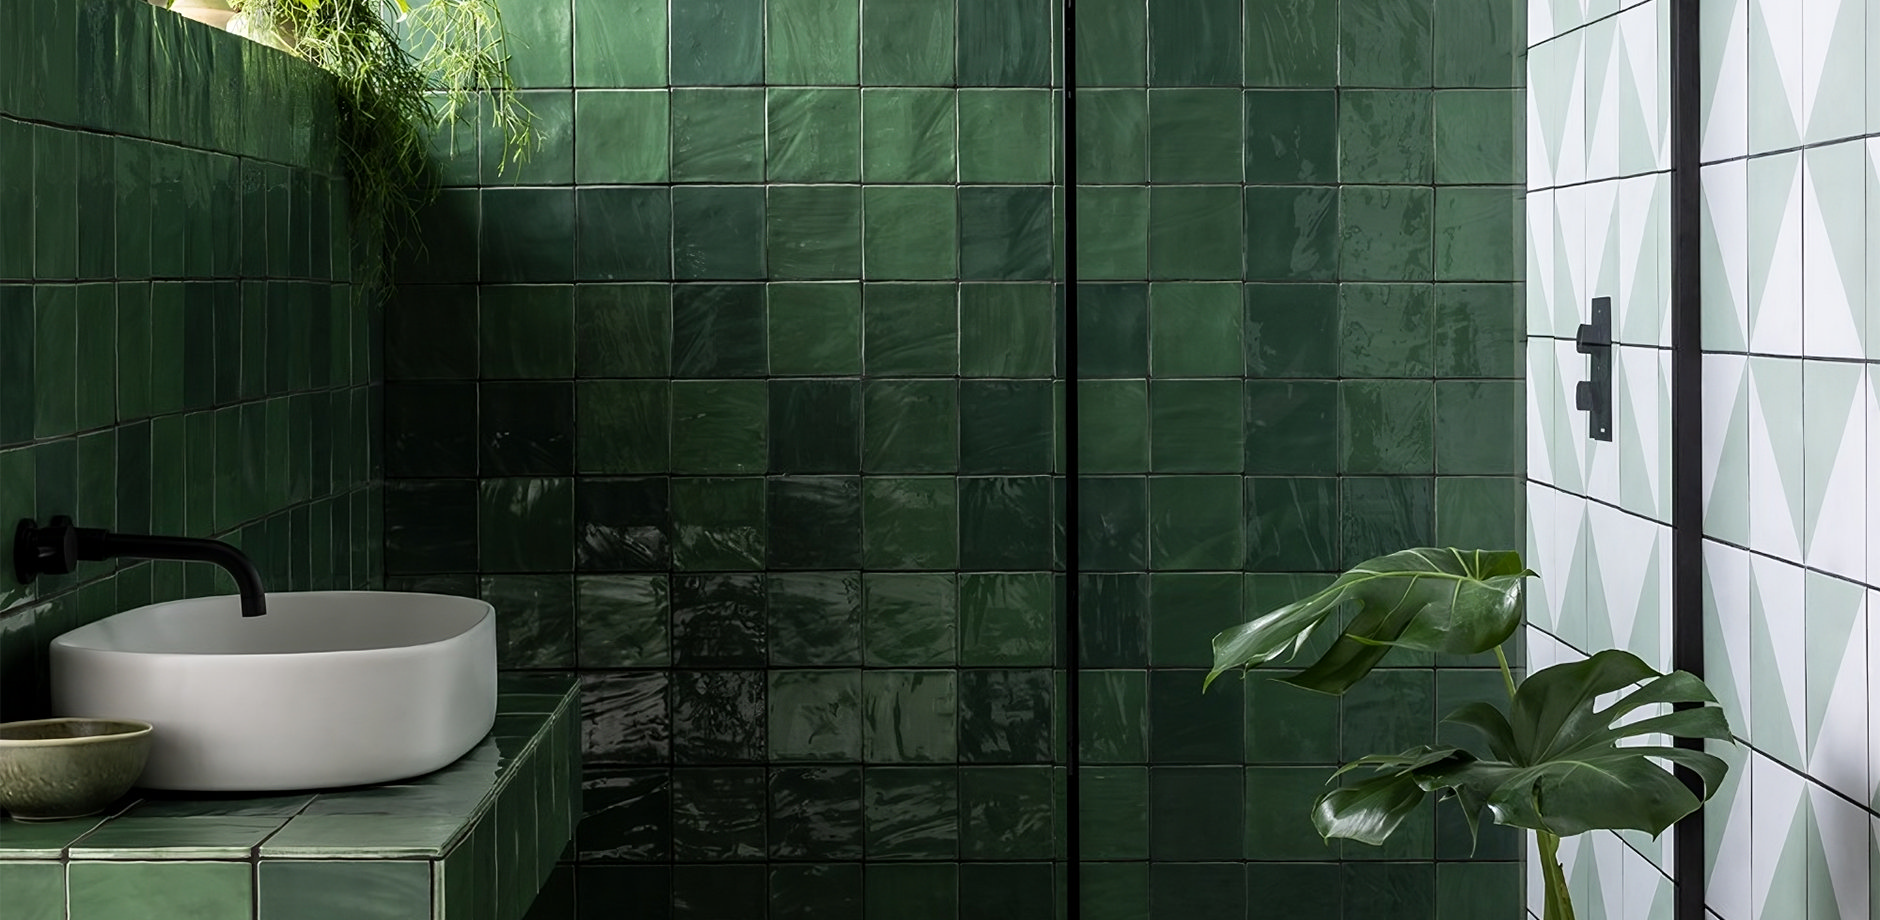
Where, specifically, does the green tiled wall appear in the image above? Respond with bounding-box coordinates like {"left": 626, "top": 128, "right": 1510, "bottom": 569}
{"left": 388, "top": 0, "right": 1064, "bottom": 916}
{"left": 1072, "top": 0, "right": 1526, "bottom": 917}
{"left": 0, "top": 0, "right": 380, "bottom": 721}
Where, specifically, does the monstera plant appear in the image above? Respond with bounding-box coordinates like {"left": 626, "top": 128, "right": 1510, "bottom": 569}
{"left": 1207, "top": 548, "right": 1733, "bottom": 920}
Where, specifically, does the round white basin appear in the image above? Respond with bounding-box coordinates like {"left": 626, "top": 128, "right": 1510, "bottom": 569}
{"left": 50, "top": 591, "right": 497, "bottom": 792}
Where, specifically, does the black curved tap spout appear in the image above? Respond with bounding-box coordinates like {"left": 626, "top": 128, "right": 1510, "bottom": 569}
{"left": 12, "top": 517, "right": 269, "bottom": 617}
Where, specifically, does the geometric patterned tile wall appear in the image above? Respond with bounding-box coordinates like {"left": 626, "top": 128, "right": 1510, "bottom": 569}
{"left": 1536, "top": 0, "right": 1880, "bottom": 917}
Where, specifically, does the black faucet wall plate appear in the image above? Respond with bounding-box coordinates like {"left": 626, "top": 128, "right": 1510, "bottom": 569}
{"left": 1576, "top": 297, "right": 1613, "bottom": 442}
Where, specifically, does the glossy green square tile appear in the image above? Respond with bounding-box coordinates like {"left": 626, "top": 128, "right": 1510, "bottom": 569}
{"left": 672, "top": 866, "right": 766, "bottom": 917}
{"left": 862, "top": 671, "right": 958, "bottom": 762}
{"left": 863, "top": 186, "right": 958, "bottom": 280}
{"left": 576, "top": 574, "right": 670, "bottom": 667}
{"left": 862, "top": 477, "right": 958, "bottom": 569}
{"left": 1147, "top": 572, "right": 1240, "bottom": 667}
{"left": 1081, "top": 864, "right": 1150, "bottom": 920}
{"left": 1076, "top": 383, "right": 1146, "bottom": 475}
{"left": 1150, "top": 765, "right": 1242, "bottom": 859}
{"left": 1340, "top": 186, "right": 1433, "bottom": 281}
{"left": 1341, "top": 380, "right": 1434, "bottom": 474}
{"left": 960, "top": 380, "right": 1054, "bottom": 473}
{"left": 670, "top": 574, "right": 765, "bottom": 664}
{"left": 669, "top": 380, "right": 767, "bottom": 474}
{"left": 959, "top": 90, "right": 1053, "bottom": 183}
{"left": 1245, "top": 0, "right": 1336, "bottom": 86}
{"left": 959, "top": 283, "right": 1053, "bottom": 378}
{"left": 670, "top": 681, "right": 766, "bottom": 763}
{"left": 1340, "top": 90, "right": 1434, "bottom": 183}
{"left": 766, "top": 0, "right": 860, "bottom": 83}
{"left": 671, "top": 477, "right": 766, "bottom": 570}
{"left": 1148, "top": 0, "right": 1239, "bottom": 85}
{"left": 1074, "top": 186, "right": 1150, "bottom": 279}
{"left": 575, "top": 284, "right": 671, "bottom": 377}
{"left": 69, "top": 816, "right": 285, "bottom": 859}
{"left": 957, "top": 863, "right": 1055, "bottom": 920}
{"left": 1340, "top": 283, "right": 1433, "bottom": 376}
{"left": 767, "top": 185, "right": 862, "bottom": 280}
{"left": 1245, "top": 674, "right": 1339, "bottom": 762}
{"left": 481, "top": 187, "right": 575, "bottom": 282}
{"left": 672, "top": 186, "right": 766, "bottom": 280}
{"left": 1148, "top": 186, "right": 1240, "bottom": 280}
{"left": 1075, "top": 89, "right": 1147, "bottom": 184}
{"left": 767, "top": 475, "right": 863, "bottom": 567}
{"left": 0, "top": 861, "right": 62, "bottom": 920}
{"left": 1242, "top": 90, "right": 1336, "bottom": 184}
{"left": 478, "top": 477, "right": 575, "bottom": 572}
{"left": 481, "top": 91, "right": 573, "bottom": 186}
{"left": 768, "top": 283, "right": 862, "bottom": 376}
{"left": 767, "top": 670, "right": 863, "bottom": 760}
{"left": 1434, "top": 475, "right": 1523, "bottom": 548}
{"left": 1339, "top": 476, "right": 1435, "bottom": 564}
{"left": 384, "top": 480, "right": 477, "bottom": 573}
{"left": 862, "top": 88, "right": 956, "bottom": 183}
{"left": 958, "top": 767, "right": 1053, "bottom": 857}
{"left": 496, "top": 0, "right": 572, "bottom": 87}
{"left": 1434, "top": 89, "right": 1518, "bottom": 182}
{"left": 770, "top": 864, "right": 863, "bottom": 918}
{"left": 1244, "top": 283, "right": 1338, "bottom": 378}
{"left": 1243, "top": 767, "right": 1338, "bottom": 860}
{"left": 69, "top": 861, "right": 251, "bottom": 920}
{"left": 1147, "top": 475, "right": 1243, "bottom": 570}
{"left": 768, "top": 572, "right": 864, "bottom": 665}
{"left": 1243, "top": 186, "right": 1337, "bottom": 281}
{"left": 766, "top": 767, "right": 864, "bottom": 859}
{"left": 959, "top": 475, "right": 1053, "bottom": 569}
{"left": 1079, "top": 669, "right": 1147, "bottom": 761}
{"left": 574, "top": 90, "right": 668, "bottom": 184}
{"left": 670, "top": 0, "right": 761, "bottom": 85}
{"left": 1148, "top": 668, "right": 1241, "bottom": 762}
{"left": 480, "top": 285, "right": 573, "bottom": 379}
{"left": 863, "top": 379, "right": 959, "bottom": 473}
{"left": 864, "top": 282, "right": 957, "bottom": 375}
{"left": 960, "top": 186, "right": 1054, "bottom": 281}
{"left": 0, "top": 815, "right": 104, "bottom": 859}
{"left": 479, "top": 381, "right": 575, "bottom": 475}
{"left": 1075, "top": 284, "right": 1148, "bottom": 377}
{"left": 1434, "top": 380, "right": 1522, "bottom": 474}
{"left": 863, "top": 572, "right": 957, "bottom": 665}
{"left": 767, "top": 88, "right": 861, "bottom": 182}
{"left": 1341, "top": 0, "right": 1433, "bottom": 87}
{"left": 671, "top": 88, "right": 764, "bottom": 182}
{"left": 865, "top": 864, "right": 958, "bottom": 920}
{"left": 861, "top": 0, "right": 955, "bottom": 85}
{"left": 958, "top": 0, "right": 1051, "bottom": 85}
{"left": 958, "top": 572, "right": 1052, "bottom": 665}
{"left": 1080, "top": 767, "right": 1148, "bottom": 856}
{"left": 1435, "top": 187, "right": 1519, "bottom": 281}
{"left": 770, "top": 380, "right": 861, "bottom": 472}
{"left": 1078, "top": 476, "right": 1147, "bottom": 569}
{"left": 482, "top": 580, "right": 575, "bottom": 669}
{"left": 1243, "top": 380, "right": 1337, "bottom": 474}
{"left": 672, "top": 283, "right": 767, "bottom": 377}
{"left": 1149, "top": 380, "right": 1243, "bottom": 473}
{"left": 579, "top": 765, "right": 670, "bottom": 858}
{"left": 1075, "top": 0, "right": 1145, "bottom": 85}
{"left": 574, "top": 0, "right": 666, "bottom": 86}
{"left": 1433, "top": 283, "right": 1521, "bottom": 377}
{"left": 257, "top": 859, "right": 430, "bottom": 920}
{"left": 1434, "top": 0, "right": 1520, "bottom": 87}
{"left": 1244, "top": 476, "right": 1338, "bottom": 570}
{"left": 1149, "top": 89, "right": 1242, "bottom": 182}
{"left": 1149, "top": 283, "right": 1241, "bottom": 377}
{"left": 1435, "top": 862, "right": 1522, "bottom": 919}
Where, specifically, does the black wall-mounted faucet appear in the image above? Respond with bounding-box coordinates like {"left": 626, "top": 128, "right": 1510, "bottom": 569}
{"left": 1575, "top": 296, "right": 1614, "bottom": 442}
{"left": 13, "top": 517, "right": 269, "bottom": 617}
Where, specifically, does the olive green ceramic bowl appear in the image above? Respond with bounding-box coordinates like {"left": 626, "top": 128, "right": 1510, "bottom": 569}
{"left": 0, "top": 718, "right": 152, "bottom": 821}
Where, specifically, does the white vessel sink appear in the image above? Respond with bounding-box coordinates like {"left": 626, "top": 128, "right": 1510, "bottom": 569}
{"left": 49, "top": 591, "right": 497, "bottom": 792}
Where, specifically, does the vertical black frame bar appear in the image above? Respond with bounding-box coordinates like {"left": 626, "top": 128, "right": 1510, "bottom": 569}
{"left": 1060, "top": 0, "right": 1081, "bottom": 917}
{"left": 1669, "top": 0, "right": 1705, "bottom": 918}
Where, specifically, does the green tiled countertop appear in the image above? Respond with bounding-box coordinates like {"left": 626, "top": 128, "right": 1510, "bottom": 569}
{"left": 0, "top": 675, "right": 579, "bottom": 920}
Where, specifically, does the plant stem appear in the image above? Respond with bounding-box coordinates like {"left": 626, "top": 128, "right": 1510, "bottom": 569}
{"left": 1535, "top": 831, "right": 1576, "bottom": 920}
{"left": 1494, "top": 646, "right": 1517, "bottom": 701}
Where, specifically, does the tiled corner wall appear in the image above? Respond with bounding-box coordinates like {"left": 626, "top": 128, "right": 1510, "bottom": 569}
{"left": 0, "top": 0, "right": 380, "bottom": 721}
{"left": 1074, "top": 0, "right": 1526, "bottom": 917}
{"left": 386, "top": 0, "right": 1066, "bottom": 916}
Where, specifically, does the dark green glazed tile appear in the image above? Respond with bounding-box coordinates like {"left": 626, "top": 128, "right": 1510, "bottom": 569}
{"left": 959, "top": 90, "right": 1053, "bottom": 183}
{"left": 671, "top": 477, "right": 766, "bottom": 570}
{"left": 767, "top": 767, "right": 864, "bottom": 858}
{"left": 575, "top": 90, "right": 669, "bottom": 184}
{"left": 1149, "top": 380, "right": 1243, "bottom": 473}
{"left": 1435, "top": 476, "right": 1524, "bottom": 549}
{"left": 1243, "top": 186, "right": 1337, "bottom": 281}
{"left": 864, "top": 283, "right": 957, "bottom": 376}
{"left": 862, "top": 672, "right": 958, "bottom": 762}
{"left": 863, "top": 379, "right": 959, "bottom": 473}
{"left": 1078, "top": 476, "right": 1147, "bottom": 569}
{"left": 862, "top": 88, "right": 956, "bottom": 183}
{"left": 672, "top": 186, "right": 766, "bottom": 280}
{"left": 670, "top": 0, "right": 761, "bottom": 85}
{"left": 576, "top": 187, "right": 672, "bottom": 281}
{"left": 576, "top": 574, "right": 670, "bottom": 667}
{"left": 1341, "top": 380, "right": 1435, "bottom": 474}
{"left": 1148, "top": 186, "right": 1240, "bottom": 280}
{"left": 1243, "top": 90, "right": 1337, "bottom": 183}
{"left": 258, "top": 860, "right": 431, "bottom": 919}
{"left": 1435, "top": 0, "right": 1520, "bottom": 87}
{"left": 863, "top": 572, "right": 958, "bottom": 665}
{"left": 70, "top": 861, "right": 251, "bottom": 920}
{"left": 579, "top": 766, "right": 670, "bottom": 856}
{"left": 1435, "top": 187, "right": 1519, "bottom": 281}
{"left": 387, "top": 285, "right": 477, "bottom": 381}
{"left": 1434, "top": 89, "right": 1519, "bottom": 182}
{"left": 1344, "top": 862, "right": 1435, "bottom": 920}
{"left": 1340, "top": 90, "right": 1434, "bottom": 184}
{"left": 1150, "top": 283, "right": 1241, "bottom": 377}
{"left": 672, "top": 88, "right": 764, "bottom": 182}
{"left": 1148, "top": 0, "right": 1239, "bottom": 85}
{"left": 479, "top": 477, "right": 574, "bottom": 571}
{"left": 31, "top": 286, "right": 74, "bottom": 439}
{"left": 1080, "top": 670, "right": 1148, "bottom": 761}
{"left": 1244, "top": 476, "right": 1338, "bottom": 571}
{"left": 1245, "top": 674, "right": 1340, "bottom": 762}
{"left": 673, "top": 283, "right": 767, "bottom": 377}
{"left": 1339, "top": 476, "right": 1435, "bottom": 566}
{"left": 770, "top": 380, "right": 861, "bottom": 472}
{"left": 383, "top": 481, "right": 476, "bottom": 574}
{"left": 861, "top": 0, "right": 954, "bottom": 85}
{"left": 495, "top": 0, "right": 571, "bottom": 87}
{"left": 670, "top": 768, "right": 765, "bottom": 854}
{"left": 480, "top": 285, "right": 574, "bottom": 379}
{"left": 771, "top": 864, "right": 863, "bottom": 919}
{"left": 863, "top": 186, "right": 958, "bottom": 280}
{"left": 674, "top": 866, "right": 766, "bottom": 917}
{"left": 960, "top": 380, "right": 1054, "bottom": 473}
{"left": 670, "top": 380, "right": 768, "bottom": 474}
{"left": 1075, "top": 0, "right": 1145, "bottom": 85}
{"left": 767, "top": 475, "right": 863, "bottom": 568}
{"left": 1076, "top": 284, "right": 1148, "bottom": 377}
{"left": 1150, "top": 765, "right": 1243, "bottom": 859}
{"left": 862, "top": 477, "right": 958, "bottom": 569}
{"left": 960, "top": 186, "right": 1054, "bottom": 281}
{"left": 1147, "top": 572, "right": 1240, "bottom": 667}
{"left": 958, "top": 767, "right": 1053, "bottom": 856}
{"left": 1340, "top": 186, "right": 1433, "bottom": 281}
{"left": 33, "top": 127, "right": 77, "bottom": 280}
{"left": 866, "top": 865, "right": 958, "bottom": 920}
{"left": 671, "top": 675, "right": 766, "bottom": 762}
{"left": 767, "top": 185, "right": 863, "bottom": 280}
{"left": 1435, "top": 862, "right": 1522, "bottom": 919}
{"left": 861, "top": 763, "right": 962, "bottom": 857}
{"left": 768, "top": 670, "right": 864, "bottom": 760}
{"left": 768, "top": 88, "right": 861, "bottom": 182}
{"left": 960, "top": 283, "right": 1054, "bottom": 377}
{"left": 576, "top": 0, "right": 666, "bottom": 85}
{"left": 481, "top": 188, "right": 575, "bottom": 283}
{"left": 959, "top": 475, "right": 1053, "bottom": 569}
{"left": 1149, "top": 89, "right": 1242, "bottom": 182}
{"left": 767, "top": 0, "right": 860, "bottom": 83}
{"left": 1148, "top": 475, "right": 1243, "bottom": 570}
{"left": 1435, "top": 380, "right": 1523, "bottom": 474}
{"left": 578, "top": 381, "right": 670, "bottom": 474}
{"left": 1434, "top": 283, "right": 1521, "bottom": 377}
{"left": 1075, "top": 89, "right": 1148, "bottom": 184}
{"left": 385, "top": 383, "right": 476, "bottom": 477}
{"left": 768, "top": 572, "right": 864, "bottom": 665}
{"left": 1081, "top": 864, "right": 1149, "bottom": 920}
{"left": 1341, "top": 0, "right": 1433, "bottom": 87}
{"left": 1077, "top": 383, "right": 1147, "bottom": 475}
{"left": 1245, "top": 864, "right": 1343, "bottom": 917}
{"left": 1081, "top": 767, "right": 1148, "bottom": 856}
{"left": 958, "top": 0, "right": 1051, "bottom": 85}
{"left": 68, "top": 816, "right": 284, "bottom": 859}
{"left": 1245, "top": 0, "right": 1337, "bottom": 86}
{"left": 1149, "top": 863, "right": 1244, "bottom": 920}
{"left": 0, "top": 861, "right": 63, "bottom": 919}
{"left": 1075, "top": 186, "right": 1150, "bottom": 280}
{"left": 1245, "top": 767, "right": 1340, "bottom": 860}
{"left": 1243, "top": 284, "right": 1337, "bottom": 377}
{"left": 1341, "top": 283, "right": 1434, "bottom": 376}
{"left": 958, "top": 863, "right": 1056, "bottom": 920}
{"left": 768, "top": 283, "right": 862, "bottom": 376}
{"left": 670, "top": 573, "right": 767, "bottom": 665}
{"left": 479, "top": 381, "right": 574, "bottom": 475}
{"left": 481, "top": 91, "right": 573, "bottom": 186}
{"left": 1244, "top": 380, "right": 1338, "bottom": 474}
{"left": 959, "top": 572, "right": 1053, "bottom": 665}
{"left": 403, "top": 189, "right": 480, "bottom": 284}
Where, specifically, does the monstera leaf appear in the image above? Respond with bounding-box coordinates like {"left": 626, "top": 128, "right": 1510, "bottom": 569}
{"left": 1206, "top": 548, "right": 1534, "bottom": 694}
{"left": 1312, "top": 650, "right": 1734, "bottom": 846}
